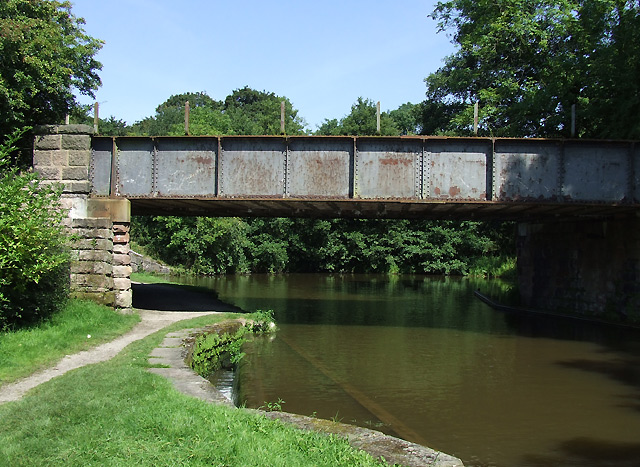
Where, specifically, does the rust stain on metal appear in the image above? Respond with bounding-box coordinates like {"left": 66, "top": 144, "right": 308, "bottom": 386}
{"left": 449, "top": 186, "right": 461, "bottom": 197}
{"left": 434, "top": 187, "right": 441, "bottom": 196}
{"left": 380, "top": 157, "right": 412, "bottom": 166}
{"left": 192, "top": 155, "right": 213, "bottom": 166}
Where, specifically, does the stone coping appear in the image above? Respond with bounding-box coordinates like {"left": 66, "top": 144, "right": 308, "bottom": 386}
{"left": 147, "top": 321, "right": 464, "bottom": 467}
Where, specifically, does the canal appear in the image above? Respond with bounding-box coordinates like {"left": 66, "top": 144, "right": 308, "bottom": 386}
{"left": 181, "top": 274, "right": 640, "bottom": 467}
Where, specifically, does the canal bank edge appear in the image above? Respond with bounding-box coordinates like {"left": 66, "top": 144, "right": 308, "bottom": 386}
{"left": 147, "top": 321, "right": 464, "bottom": 467}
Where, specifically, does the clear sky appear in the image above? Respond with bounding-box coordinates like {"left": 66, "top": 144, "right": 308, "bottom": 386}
{"left": 70, "top": 0, "right": 455, "bottom": 131}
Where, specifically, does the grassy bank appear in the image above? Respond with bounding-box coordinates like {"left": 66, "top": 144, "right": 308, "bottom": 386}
{"left": 0, "top": 313, "right": 385, "bottom": 466}
{"left": 0, "top": 299, "right": 140, "bottom": 384}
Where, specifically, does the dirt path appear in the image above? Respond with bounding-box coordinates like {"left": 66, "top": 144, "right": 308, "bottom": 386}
{"left": 0, "top": 310, "right": 221, "bottom": 404}
{"left": 0, "top": 282, "right": 238, "bottom": 404}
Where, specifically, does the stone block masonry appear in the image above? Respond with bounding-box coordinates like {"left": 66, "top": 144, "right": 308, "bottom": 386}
{"left": 33, "top": 124, "right": 132, "bottom": 310}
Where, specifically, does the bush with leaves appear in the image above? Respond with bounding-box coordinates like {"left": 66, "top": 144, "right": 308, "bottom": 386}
{"left": 0, "top": 130, "right": 69, "bottom": 329}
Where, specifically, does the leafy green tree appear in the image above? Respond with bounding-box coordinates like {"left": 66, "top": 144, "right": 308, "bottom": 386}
{"left": 132, "top": 216, "right": 248, "bottom": 274}
{"left": 316, "top": 98, "right": 399, "bottom": 136}
{"left": 224, "top": 86, "right": 306, "bottom": 135}
{"left": 0, "top": 130, "right": 69, "bottom": 329}
{"left": 414, "top": 100, "right": 466, "bottom": 136}
{"left": 130, "top": 92, "right": 224, "bottom": 136}
{"left": 388, "top": 102, "right": 421, "bottom": 135}
{"left": 0, "top": 0, "right": 102, "bottom": 160}
{"left": 129, "top": 88, "right": 306, "bottom": 136}
{"left": 425, "top": 0, "right": 640, "bottom": 138}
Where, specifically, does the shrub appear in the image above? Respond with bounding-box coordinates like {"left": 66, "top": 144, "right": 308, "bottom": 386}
{"left": 0, "top": 129, "right": 70, "bottom": 329}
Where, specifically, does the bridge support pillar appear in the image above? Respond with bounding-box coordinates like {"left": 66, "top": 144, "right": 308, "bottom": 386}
{"left": 33, "top": 125, "right": 132, "bottom": 311}
{"left": 517, "top": 218, "right": 640, "bottom": 321}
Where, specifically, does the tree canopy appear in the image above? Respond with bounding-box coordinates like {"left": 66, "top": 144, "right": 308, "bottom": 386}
{"left": 0, "top": 0, "right": 102, "bottom": 138}
{"left": 316, "top": 98, "right": 401, "bottom": 136}
{"left": 425, "top": 0, "right": 640, "bottom": 138}
{"left": 128, "top": 87, "right": 307, "bottom": 137}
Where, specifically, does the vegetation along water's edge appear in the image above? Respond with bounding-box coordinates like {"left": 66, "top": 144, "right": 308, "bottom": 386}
{"left": 0, "top": 309, "right": 395, "bottom": 466}
{"left": 178, "top": 317, "right": 465, "bottom": 467}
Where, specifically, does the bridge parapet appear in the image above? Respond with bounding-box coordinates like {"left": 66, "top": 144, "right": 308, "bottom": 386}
{"left": 90, "top": 135, "right": 639, "bottom": 220}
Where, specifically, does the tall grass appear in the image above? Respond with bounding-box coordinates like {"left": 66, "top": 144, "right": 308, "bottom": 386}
{"left": 468, "top": 255, "right": 516, "bottom": 279}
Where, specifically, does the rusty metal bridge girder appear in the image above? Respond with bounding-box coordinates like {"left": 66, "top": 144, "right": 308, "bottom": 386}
{"left": 90, "top": 135, "right": 640, "bottom": 220}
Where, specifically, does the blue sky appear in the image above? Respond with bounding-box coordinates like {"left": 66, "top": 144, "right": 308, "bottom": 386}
{"left": 70, "top": 1, "right": 455, "bottom": 131}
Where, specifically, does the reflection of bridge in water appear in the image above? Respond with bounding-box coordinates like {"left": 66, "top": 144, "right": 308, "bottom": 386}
{"left": 32, "top": 125, "right": 640, "bottom": 319}
{"left": 90, "top": 135, "right": 639, "bottom": 219}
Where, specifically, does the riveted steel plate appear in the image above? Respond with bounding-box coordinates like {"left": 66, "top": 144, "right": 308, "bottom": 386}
{"left": 220, "top": 138, "right": 285, "bottom": 197}
{"left": 288, "top": 138, "right": 352, "bottom": 198}
{"left": 563, "top": 142, "right": 629, "bottom": 201}
{"left": 117, "top": 138, "right": 153, "bottom": 196}
{"left": 356, "top": 139, "right": 421, "bottom": 199}
{"left": 91, "top": 137, "right": 113, "bottom": 196}
{"left": 493, "top": 141, "right": 561, "bottom": 201}
{"left": 155, "top": 138, "right": 217, "bottom": 196}
{"left": 427, "top": 141, "right": 490, "bottom": 200}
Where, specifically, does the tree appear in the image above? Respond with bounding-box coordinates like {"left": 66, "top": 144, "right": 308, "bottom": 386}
{"left": 425, "top": 0, "right": 640, "bottom": 139}
{"left": 388, "top": 102, "right": 421, "bottom": 135}
{"left": 129, "top": 92, "right": 224, "bottom": 136}
{"left": 224, "top": 86, "right": 306, "bottom": 135}
{"left": 0, "top": 0, "right": 102, "bottom": 155}
{"left": 316, "top": 97, "right": 400, "bottom": 136}
{"left": 129, "top": 88, "right": 306, "bottom": 136}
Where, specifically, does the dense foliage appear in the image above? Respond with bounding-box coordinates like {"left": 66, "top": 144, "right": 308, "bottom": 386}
{"left": 133, "top": 216, "right": 514, "bottom": 276}
{"left": 0, "top": 0, "right": 102, "bottom": 162}
{"left": 317, "top": 97, "right": 401, "bottom": 136}
{"left": 0, "top": 130, "right": 69, "bottom": 330}
{"left": 127, "top": 87, "right": 307, "bottom": 136}
{"left": 425, "top": 0, "right": 640, "bottom": 138}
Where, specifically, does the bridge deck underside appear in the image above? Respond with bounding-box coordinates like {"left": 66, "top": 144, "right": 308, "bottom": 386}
{"left": 129, "top": 198, "right": 637, "bottom": 220}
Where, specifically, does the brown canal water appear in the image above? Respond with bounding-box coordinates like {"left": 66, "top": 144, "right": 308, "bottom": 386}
{"left": 181, "top": 274, "right": 640, "bottom": 467}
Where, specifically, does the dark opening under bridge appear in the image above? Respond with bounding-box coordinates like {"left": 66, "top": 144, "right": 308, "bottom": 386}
{"left": 33, "top": 125, "right": 640, "bottom": 320}
{"left": 90, "top": 135, "right": 640, "bottom": 220}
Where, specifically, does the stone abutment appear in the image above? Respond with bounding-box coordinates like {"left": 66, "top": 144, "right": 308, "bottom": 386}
{"left": 33, "top": 125, "right": 132, "bottom": 310}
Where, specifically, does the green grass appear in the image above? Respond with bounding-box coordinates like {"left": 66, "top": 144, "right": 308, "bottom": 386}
{"left": 0, "top": 313, "right": 385, "bottom": 466}
{"left": 0, "top": 299, "right": 140, "bottom": 384}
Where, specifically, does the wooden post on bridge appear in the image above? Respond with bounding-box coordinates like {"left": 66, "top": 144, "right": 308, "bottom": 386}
{"left": 93, "top": 102, "right": 99, "bottom": 134}
{"left": 185, "top": 101, "right": 190, "bottom": 136}
{"left": 473, "top": 102, "right": 479, "bottom": 135}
